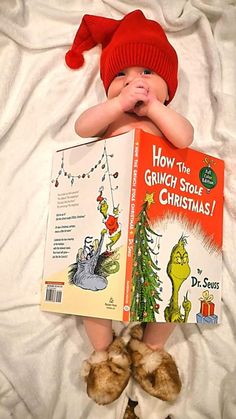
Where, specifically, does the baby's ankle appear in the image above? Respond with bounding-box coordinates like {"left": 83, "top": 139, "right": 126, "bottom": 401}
{"left": 93, "top": 337, "right": 113, "bottom": 352}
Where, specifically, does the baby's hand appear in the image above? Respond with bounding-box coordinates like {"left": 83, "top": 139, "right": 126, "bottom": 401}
{"left": 118, "top": 79, "right": 149, "bottom": 113}
{"left": 133, "top": 90, "right": 156, "bottom": 117}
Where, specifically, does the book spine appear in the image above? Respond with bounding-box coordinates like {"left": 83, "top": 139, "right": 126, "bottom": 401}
{"left": 123, "top": 130, "right": 141, "bottom": 321}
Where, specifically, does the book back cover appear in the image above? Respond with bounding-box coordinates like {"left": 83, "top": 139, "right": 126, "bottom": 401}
{"left": 41, "top": 132, "right": 135, "bottom": 320}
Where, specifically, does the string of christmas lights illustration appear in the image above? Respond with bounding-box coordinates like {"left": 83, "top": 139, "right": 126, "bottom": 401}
{"left": 51, "top": 142, "right": 119, "bottom": 205}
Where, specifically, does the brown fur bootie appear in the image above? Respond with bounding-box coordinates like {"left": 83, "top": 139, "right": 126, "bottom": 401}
{"left": 127, "top": 324, "right": 181, "bottom": 402}
{"left": 81, "top": 330, "right": 132, "bottom": 405}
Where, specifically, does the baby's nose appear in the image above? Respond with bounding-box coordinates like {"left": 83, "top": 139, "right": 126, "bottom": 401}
{"left": 124, "top": 77, "right": 132, "bottom": 86}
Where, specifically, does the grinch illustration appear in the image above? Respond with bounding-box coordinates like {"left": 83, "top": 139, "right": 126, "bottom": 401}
{"left": 68, "top": 186, "right": 121, "bottom": 291}
{"left": 164, "top": 235, "right": 192, "bottom": 323}
{"left": 66, "top": 140, "right": 122, "bottom": 291}
{"left": 97, "top": 186, "right": 121, "bottom": 251}
{"left": 68, "top": 232, "right": 120, "bottom": 291}
{"left": 69, "top": 232, "right": 107, "bottom": 290}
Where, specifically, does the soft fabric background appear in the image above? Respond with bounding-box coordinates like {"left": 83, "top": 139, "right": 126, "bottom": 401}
{"left": 0, "top": 0, "right": 235, "bottom": 418}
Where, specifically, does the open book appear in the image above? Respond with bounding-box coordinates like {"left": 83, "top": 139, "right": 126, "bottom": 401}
{"left": 41, "top": 129, "right": 224, "bottom": 323}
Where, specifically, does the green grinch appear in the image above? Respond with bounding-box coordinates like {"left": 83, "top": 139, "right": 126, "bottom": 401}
{"left": 164, "top": 235, "right": 191, "bottom": 323}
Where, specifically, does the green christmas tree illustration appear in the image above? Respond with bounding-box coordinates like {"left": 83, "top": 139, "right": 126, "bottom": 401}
{"left": 130, "top": 193, "right": 162, "bottom": 322}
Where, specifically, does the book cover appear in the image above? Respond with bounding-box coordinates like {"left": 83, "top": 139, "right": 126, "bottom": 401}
{"left": 41, "top": 129, "right": 224, "bottom": 323}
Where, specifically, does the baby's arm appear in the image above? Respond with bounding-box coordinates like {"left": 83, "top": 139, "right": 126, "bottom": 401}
{"left": 146, "top": 100, "right": 194, "bottom": 148}
{"left": 75, "top": 79, "right": 149, "bottom": 138}
{"left": 136, "top": 97, "right": 193, "bottom": 149}
{"left": 75, "top": 98, "right": 122, "bottom": 138}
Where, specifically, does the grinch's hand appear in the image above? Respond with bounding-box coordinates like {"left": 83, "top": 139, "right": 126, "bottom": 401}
{"left": 101, "top": 228, "right": 107, "bottom": 235}
{"left": 182, "top": 292, "right": 191, "bottom": 314}
{"left": 183, "top": 299, "right": 191, "bottom": 314}
{"left": 119, "top": 78, "right": 149, "bottom": 113}
{"left": 182, "top": 292, "right": 191, "bottom": 323}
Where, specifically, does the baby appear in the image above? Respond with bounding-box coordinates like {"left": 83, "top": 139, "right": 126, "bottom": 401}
{"left": 75, "top": 66, "right": 193, "bottom": 146}
{"left": 66, "top": 10, "right": 194, "bottom": 406}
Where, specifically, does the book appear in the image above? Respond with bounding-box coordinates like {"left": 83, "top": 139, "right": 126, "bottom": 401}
{"left": 41, "top": 129, "right": 224, "bottom": 323}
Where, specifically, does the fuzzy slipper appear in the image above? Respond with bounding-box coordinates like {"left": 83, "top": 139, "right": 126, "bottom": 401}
{"left": 127, "top": 324, "right": 181, "bottom": 402}
{"left": 82, "top": 328, "right": 132, "bottom": 405}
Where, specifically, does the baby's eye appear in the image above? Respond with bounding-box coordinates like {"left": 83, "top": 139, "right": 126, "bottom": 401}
{"left": 142, "top": 69, "right": 152, "bottom": 75}
{"left": 115, "top": 71, "right": 125, "bottom": 77}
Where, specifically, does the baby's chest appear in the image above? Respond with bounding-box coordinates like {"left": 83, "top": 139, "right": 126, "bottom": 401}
{"left": 105, "top": 116, "right": 163, "bottom": 138}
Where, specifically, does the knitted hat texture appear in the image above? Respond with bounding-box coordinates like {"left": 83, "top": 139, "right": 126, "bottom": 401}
{"left": 65, "top": 10, "right": 178, "bottom": 102}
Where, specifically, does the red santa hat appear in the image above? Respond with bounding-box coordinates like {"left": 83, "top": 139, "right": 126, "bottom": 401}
{"left": 65, "top": 9, "right": 178, "bottom": 103}
{"left": 96, "top": 187, "right": 106, "bottom": 208}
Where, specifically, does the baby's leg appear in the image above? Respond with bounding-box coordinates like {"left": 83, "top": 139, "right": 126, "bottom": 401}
{"left": 83, "top": 316, "right": 113, "bottom": 351}
{"left": 142, "top": 322, "right": 176, "bottom": 350}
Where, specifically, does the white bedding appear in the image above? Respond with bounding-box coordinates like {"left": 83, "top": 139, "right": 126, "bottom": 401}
{"left": 0, "top": 1, "right": 236, "bottom": 418}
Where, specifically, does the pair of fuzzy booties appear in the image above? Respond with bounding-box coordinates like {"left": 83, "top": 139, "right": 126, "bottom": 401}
{"left": 82, "top": 324, "right": 181, "bottom": 405}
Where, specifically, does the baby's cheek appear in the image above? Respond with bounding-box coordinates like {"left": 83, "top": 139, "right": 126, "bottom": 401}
{"left": 148, "top": 91, "right": 156, "bottom": 101}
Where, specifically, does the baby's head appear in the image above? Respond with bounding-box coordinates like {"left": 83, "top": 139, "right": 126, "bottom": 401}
{"left": 66, "top": 10, "right": 178, "bottom": 104}
{"left": 107, "top": 66, "right": 169, "bottom": 104}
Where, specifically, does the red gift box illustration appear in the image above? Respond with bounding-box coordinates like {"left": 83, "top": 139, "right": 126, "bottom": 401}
{"left": 199, "top": 290, "right": 215, "bottom": 316}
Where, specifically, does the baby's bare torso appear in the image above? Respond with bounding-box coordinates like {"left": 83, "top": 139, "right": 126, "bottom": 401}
{"left": 103, "top": 113, "right": 163, "bottom": 139}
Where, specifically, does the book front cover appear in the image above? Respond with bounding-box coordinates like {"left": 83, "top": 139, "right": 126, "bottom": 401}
{"left": 127, "top": 130, "right": 224, "bottom": 324}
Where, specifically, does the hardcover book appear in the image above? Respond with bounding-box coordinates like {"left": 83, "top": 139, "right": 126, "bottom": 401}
{"left": 41, "top": 129, "right": 224, "bottom": 323}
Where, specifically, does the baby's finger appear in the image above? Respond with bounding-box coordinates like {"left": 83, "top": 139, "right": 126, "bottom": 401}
{"left": 134, "top": 87, "right": 149, "bottom": 96}
{"left": 134, "top": 92, "right": 149, "bottom": 103}
{"left": 132, "top": 78, "right": 149, "bottom": 90}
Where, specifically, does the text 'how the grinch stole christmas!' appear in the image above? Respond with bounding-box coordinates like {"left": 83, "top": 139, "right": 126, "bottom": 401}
{"left": 144, "top": 146, "right": 217, "bottom": 217}
{"left": 129, "top": 156, "right": 138, "bottom": 231}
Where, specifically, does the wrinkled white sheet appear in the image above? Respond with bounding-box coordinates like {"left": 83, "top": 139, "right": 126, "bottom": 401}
{"left": 0, "top": 1, "right": 236, "bottom": 418}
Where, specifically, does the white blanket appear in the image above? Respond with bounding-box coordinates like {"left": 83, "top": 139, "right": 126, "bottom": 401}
{"left": 0, "top": 1, "right": 236, "bottom": 418}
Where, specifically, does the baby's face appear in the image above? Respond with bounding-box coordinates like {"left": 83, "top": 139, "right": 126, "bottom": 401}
{"left": 107, "top": 66, "right": 169, "bottom": 103}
